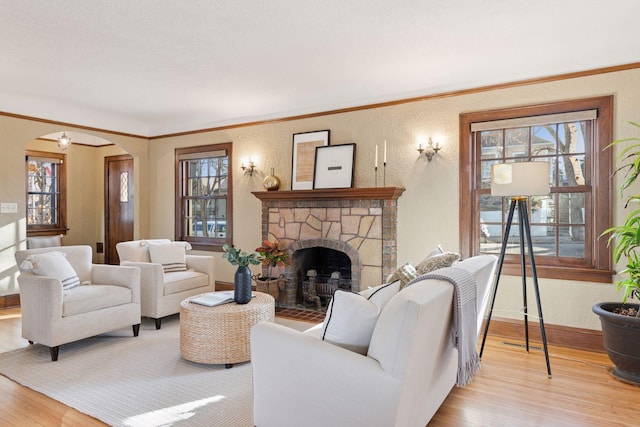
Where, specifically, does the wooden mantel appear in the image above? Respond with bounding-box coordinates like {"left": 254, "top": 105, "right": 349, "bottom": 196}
{"left": 252, "top": 187, "right": 405, "bottom": 202}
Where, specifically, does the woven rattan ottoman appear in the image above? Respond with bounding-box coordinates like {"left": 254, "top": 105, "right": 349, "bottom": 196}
{"left": 180, "top": 292, "right": 275, "bottom": 367}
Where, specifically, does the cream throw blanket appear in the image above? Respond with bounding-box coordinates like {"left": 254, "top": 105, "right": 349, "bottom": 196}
{"left": 407, "top": 266, "right": 480, "bottom": 386}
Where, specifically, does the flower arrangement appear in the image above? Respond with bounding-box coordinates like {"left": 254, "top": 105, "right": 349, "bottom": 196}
{"left": 255, "top": 240, "right": 289, "bottom": 278}
{"left": 222, "top": 244, "right": 262, "bottom": 267}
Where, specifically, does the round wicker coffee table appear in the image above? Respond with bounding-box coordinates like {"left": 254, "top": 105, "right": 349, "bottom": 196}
{"left": 180, "top": 292, "right": 275, "bottom": 367}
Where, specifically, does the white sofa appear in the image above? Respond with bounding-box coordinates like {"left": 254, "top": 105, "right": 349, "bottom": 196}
{"left": 15, "top": 245, "right": 141, "bottom": 361}
{"left": 116, "top": 239, "right": 215, "bottom": 329}
{"left": 251, "top": 254, "right": 497, "bottom": 427}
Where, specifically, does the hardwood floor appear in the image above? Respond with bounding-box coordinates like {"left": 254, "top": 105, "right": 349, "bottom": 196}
{"left": 0, "top": 307, "right": 639, "bottom": 426}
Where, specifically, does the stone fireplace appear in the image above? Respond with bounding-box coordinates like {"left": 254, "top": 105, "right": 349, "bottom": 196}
{"left": 253, "top": 187, "right": 404, "bottom": 308}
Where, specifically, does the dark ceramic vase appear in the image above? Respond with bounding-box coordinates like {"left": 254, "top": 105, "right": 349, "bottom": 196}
{"left": 592, "top": 302, "right": 640, "bottom": 386}
{"left": 234, "top": 266, "right": 252, "bottom": 304}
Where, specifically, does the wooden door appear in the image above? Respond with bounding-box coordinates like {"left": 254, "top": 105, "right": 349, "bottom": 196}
{"left": 105, "top": 155, "right": 134, "bottom": 264}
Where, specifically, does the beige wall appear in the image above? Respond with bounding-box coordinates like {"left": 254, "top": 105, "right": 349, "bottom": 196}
{"left": 2, "top": 67, "right": 640, "bottom": 330}
{"left": 149, "top": 68, "right": 640, "bottom": 330}
{"left": 0, "top": 116, "right": 148, "bottom": 296}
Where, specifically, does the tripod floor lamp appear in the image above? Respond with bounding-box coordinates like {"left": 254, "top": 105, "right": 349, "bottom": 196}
{"left": 479, "top": 161, "right": 552, "bottom": 378}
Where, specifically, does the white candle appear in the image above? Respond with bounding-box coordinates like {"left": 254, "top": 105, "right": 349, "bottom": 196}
{"left": 384, "top": 140, "right": 387, "bottom": 164}
{"left": 375, "top": 145, "right": 378, "bottom": 168}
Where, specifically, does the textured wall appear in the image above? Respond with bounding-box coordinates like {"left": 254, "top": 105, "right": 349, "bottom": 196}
{"left": 148, "top": 68, "right": 640, "bottom": 330}
{"left": 3, "top": 68, "right": 640, "bottom": 330}
{"left": 0, "top": 119, "right": 148, "bottom": 297}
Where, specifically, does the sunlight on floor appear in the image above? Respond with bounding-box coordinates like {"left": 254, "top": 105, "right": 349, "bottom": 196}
{"left": 123, "top": 395, "right": 226, "bottom": 426}
{"left": 0, "top": 312, "right": 21, "bottom": 320}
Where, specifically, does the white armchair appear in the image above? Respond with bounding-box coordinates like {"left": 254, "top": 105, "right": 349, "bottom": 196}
{"left": 15, "top": 245, "right": 141, "bottom": 361}
{"left": 116, "top": 239, "right": 215, "bottom": 329}
{"left": 251, "top": 254, "right": 497, "bottom": 427}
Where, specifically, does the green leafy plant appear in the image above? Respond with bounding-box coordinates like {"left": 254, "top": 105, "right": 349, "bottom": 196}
{"left": 222, "top": 244, "right": 263, "bottom": 267}
{"left": 601, "top": 120, "right": 640, "bottom": 309}
{"left": 255, "top": 240, "right": 289, "bottom": 278}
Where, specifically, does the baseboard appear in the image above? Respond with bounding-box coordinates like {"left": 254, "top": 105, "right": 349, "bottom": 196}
{"left": 484, "top": 317, "right": 605, "bottom": 353}
{"left": 216, "top": 281, "right": 259, "bottom": 292}
{"left": 4, "top": 287, "right": 603, "bottom": 352}
{"left": 0, "top": 293, "right": 20, "bottom": 308}
{"left": 215, "top": 281, "right": 234, "bottom": 291}
{"left": 218, "top": 281, "right": 605, "bottom": 353}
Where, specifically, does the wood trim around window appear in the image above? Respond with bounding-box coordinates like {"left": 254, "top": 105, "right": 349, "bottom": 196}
{"left": 174, "top": 143, "right": 233, "bottom": 252}
{"left": 25, "top": 150, "right": 68, "bottom": 237}
{"left": 459, "top": 96, "right": 614, "bottom": 283}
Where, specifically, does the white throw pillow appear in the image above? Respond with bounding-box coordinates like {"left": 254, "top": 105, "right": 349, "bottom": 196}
{"left": 147, "top": 242, "right": 188, "bottom": 272}
{"left": 20, "top": 251, "right": 80, "bottom": 291}
{"left": 359, "top": 280, "right": 401, "bottom": 309}
{"left": 322, "top": 280, "right": 400, "bottom": 355}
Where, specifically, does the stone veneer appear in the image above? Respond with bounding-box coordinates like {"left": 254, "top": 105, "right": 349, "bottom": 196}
{"left": 252, "top": 188, "right": 404, "bottom": 292}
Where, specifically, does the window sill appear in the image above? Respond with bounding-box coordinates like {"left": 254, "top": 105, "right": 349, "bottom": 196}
{"left": 26, "top": 228, "right": 68, "bottom": 237}
{"left": 187, "top": 242, "right": 225, "bottom": 252}
{"left": 499, "top": 262, "right": 614, "bottom": 283}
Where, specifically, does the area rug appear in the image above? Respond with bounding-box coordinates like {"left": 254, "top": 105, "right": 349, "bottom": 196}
{"left": 0, "top": 316, "right": 309, "bottom": 427}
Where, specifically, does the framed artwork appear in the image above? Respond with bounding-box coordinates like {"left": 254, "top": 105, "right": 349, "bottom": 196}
{"left": 313, "top": 143, "right": 356, "bottom": 189}
{"left": 291, "top": 130, "right": 330, "bottom": 190}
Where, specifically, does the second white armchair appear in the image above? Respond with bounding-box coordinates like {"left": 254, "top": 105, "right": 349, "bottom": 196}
{"left": 116, "top": 239, "right": 215, "bottom": 329}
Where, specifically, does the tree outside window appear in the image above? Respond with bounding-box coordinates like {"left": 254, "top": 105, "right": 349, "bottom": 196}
{"left": 26, "top": 150, "right": 67, "bottom": 235}
{"left": 460, "top": 96, "right": 614, "bottom": 282}
{"left": 175, "top": 143, "right": 233, "bottom": 251}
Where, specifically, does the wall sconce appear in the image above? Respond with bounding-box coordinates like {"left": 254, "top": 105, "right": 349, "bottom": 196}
{"left": 417, "top": 137, "right": 441, "bottom": 161}
{"left": 241, "top": 160, "right": 257, "bottom": 176}
{"left": 57, "top": 132, "right": 72, "bottom": 150}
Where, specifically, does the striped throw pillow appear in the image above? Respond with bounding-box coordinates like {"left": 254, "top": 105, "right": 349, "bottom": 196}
{"left": 147, "top": 242, "right": 188, "bottom": 273}
{"left": 21, "top": 251, "right": 80, "bottom": 291}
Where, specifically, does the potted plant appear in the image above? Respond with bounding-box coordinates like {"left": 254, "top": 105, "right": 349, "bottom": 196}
{"left": 594, "top": 120, "right": 640, "bottom": 386}
{"left": 222, "top": 244, "right": 263, "bottom": 304}
{"left": 253, "top": 240, "right": 289, "bottom": 302}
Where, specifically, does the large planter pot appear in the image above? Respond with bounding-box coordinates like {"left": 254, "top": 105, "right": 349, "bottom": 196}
{"left": 234, "top": 266, "right": 252, "bottom": 304}
{"left": 592, "top": 302, "right": 640, "bottom": 386}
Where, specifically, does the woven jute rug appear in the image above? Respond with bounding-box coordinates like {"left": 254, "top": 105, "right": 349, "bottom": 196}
{"left": 0, "top": 315, "right": 308, "bottom": 427}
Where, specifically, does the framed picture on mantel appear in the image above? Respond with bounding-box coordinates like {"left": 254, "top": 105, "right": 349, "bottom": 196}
{"left": 313, "top": 143, "right": 356, "bottom": 189}
{"left": 291, "top": 130, "right": 330, "bottom": 190}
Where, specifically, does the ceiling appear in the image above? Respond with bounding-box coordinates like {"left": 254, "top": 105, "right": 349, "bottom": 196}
{"left": 2, "top": 1, "right": 640, "bottom": 139}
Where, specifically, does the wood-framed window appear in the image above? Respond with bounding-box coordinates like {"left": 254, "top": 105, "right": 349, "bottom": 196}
{"left": 459, "top": 96, "right": 614, "bottom": 282}
{"left": 26, "top": 150, "right": 67, "bottom": 236}
{"left": 175, "top": 143, "right": 233, "bottom": 251}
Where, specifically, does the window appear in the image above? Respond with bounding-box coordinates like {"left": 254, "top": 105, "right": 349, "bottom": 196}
{"left": 175, "top": 143, "right": 232, "bottom": 251}
{"left": 459, "top": 96, "right": 614, "bottom": 282}
{"left": 25, "top": 150, "right": 67, "bottom": 236}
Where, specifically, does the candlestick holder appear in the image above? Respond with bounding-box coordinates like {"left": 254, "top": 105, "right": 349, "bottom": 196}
{"left": 383, "top": 162, "right": 386, "bottom": 187}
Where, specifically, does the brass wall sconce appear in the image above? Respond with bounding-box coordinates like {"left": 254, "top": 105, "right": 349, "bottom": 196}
{"left": 241, "top": 160, "right": 257, "bottom": 176}
{"left": 417, "top": 137, "right": 441, "bottom": 161}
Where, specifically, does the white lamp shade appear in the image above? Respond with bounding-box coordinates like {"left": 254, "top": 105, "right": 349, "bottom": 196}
{"left": 491, "top": 162, "right": 550, "bottom": 197}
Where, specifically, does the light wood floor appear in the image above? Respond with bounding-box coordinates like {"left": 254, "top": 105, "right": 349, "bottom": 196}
{"left": 1, "top": 307, "right": 639, "bottom": 426}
